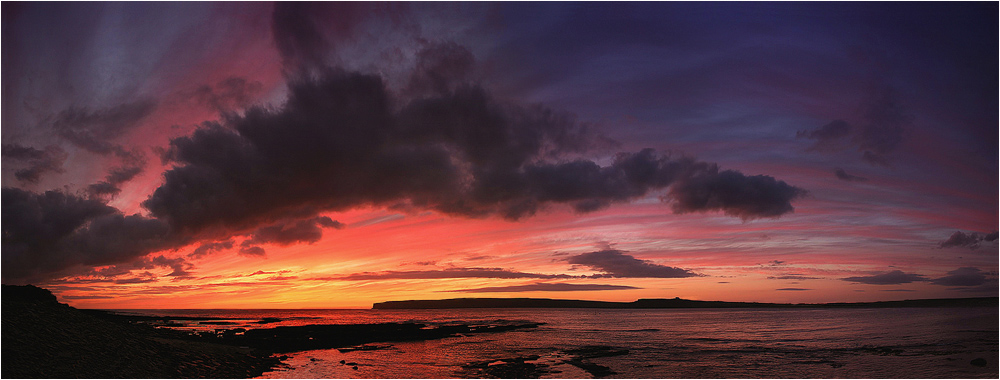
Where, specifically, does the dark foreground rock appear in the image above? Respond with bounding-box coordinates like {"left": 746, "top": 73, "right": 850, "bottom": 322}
{"left": 3, "top": 285, "right": 545, "bottom": 378}
{"left": 2, "top": 285, "right": 281, "bottom": 378}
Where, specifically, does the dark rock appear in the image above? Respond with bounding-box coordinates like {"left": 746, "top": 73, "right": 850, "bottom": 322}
{"left": 2, "top": 284, "right": 59, "bottom": 304}
{"left": 566, "top": 359, "right": 616, "bottom": 378}
{"left": 2, "top": 285, "right": 282, "bottom": 378}
{"left": 564, "top": 345, "right": 629, "bottom": 359}
{"left": 254, "top": 317, "right": 283, "bottom": 324}
{"left": 458, "top": 356, "right": 550, "bottom": 378}
{"left": 971, "top": 358, "right": 987, "bottom": 367}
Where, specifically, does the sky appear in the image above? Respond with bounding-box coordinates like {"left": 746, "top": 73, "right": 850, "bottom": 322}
{"left": 2, "top": 2, "right": 997, "bottom": 309}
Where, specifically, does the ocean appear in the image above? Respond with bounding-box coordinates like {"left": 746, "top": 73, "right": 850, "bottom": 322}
{"left": 116, "top": 307, "right": 998, "bottom": 378}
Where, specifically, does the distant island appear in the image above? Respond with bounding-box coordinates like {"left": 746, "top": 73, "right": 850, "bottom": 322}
{"left": 373, "top": 296, "right": 999, "bottom": 309}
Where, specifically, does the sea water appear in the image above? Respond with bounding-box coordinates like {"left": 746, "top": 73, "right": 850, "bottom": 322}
{"left": 117, "top": 307, "right": 998, "bottom": 378}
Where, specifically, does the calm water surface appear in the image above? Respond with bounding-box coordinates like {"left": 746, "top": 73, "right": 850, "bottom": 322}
{"left": 120, "top": 307, "right": 998, "bottom": 378}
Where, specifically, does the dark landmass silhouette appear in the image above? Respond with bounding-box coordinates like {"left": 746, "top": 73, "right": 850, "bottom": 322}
{"left": 372, "top": 296, "right": 999, "bottom": 309}
{"left": 2, "top": 284, "right": 282, "bottom": 378}
{"left": 2, "top": 285, "right": 542, "bottom": 378}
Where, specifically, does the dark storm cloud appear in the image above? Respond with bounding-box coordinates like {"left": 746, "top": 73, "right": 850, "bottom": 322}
{"left": 667, "top": 169, "right": 807, "bottom": 220}
{"left": 931, "top": 267, "right": 987, "bottom": 287}
{"left": 144, "top": 68, "right": 805, "bottom": 239}
{"left": 2, "top": 144, "right": 68, "bottom": 183}
{"left": 51, "top": 100, "right": 157, "bottom": 154}
{"left": 937, "top": 230, "right": 999, "bottom": 250}
{"left": 271, "top": 2, "right": 330, "bottom": 73}
{"left": 797, "top": 90, "right": 911, "bottom": 166}
{"left": 405, "top": 41, "right": 477, "bottom": 96}
{"left": 841, "top": 270, "right": 929, "bottom": 285}
{"left": 446, "top": 282, "right": 639, "bottom": 293}
{"left": 567, "top": 250, "right": 697, "bottom": 278}
{"left": 833, "top": 168, "right": 867, "bottom": 182}
{"left": 188, "top": 240, "right": 235, "bottom": 259}
{"left": 1, "top": 188, "right": 180, "bottom": 284}
{"left": 242, "top": 216, "right": 345, "bottom": 248}
{"left": 337, "top": 267, "right": 575, "bottom": 281}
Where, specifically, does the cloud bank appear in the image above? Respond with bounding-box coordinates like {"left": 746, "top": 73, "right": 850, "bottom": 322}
{"left": 2, "top": 7, "right": 806, "bottom": 284}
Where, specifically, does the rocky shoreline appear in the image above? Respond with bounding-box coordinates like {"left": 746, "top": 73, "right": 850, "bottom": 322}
{"left": 2, "top": 285, "right": 543, "bottom": 378}
{"left": 3, "top": 285, "right": 284, "bottom": 378}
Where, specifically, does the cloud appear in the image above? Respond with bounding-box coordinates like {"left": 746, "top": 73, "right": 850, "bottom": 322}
{"left": 4, "top": 31, "right": 805, "bottom": 283}
{"left": 188, "top": 240, "right": 235, "bottom": 259}
{"left": 191, "top": 77, "right": 264, "bottom": 113}
{"left": 833, "top": 168, "right": 867, "bottom": 182}
{"left": 446, "top": 282, "right": 640, "bottom": 293}
{"left": 81, "top": 254, "right": 194, "bottom": 282}
{"left": 667, "top": 168, "right": 807, "bottom": 220}
{"left": 51, "top": 100, "right": 157, "bottom": 154}
{"left": 271, "top": 2, "right": 332, "bottom": 73}
{"left": 567, "top": 249, "right": 697, "bottom": 278}
{"left": 405, "top": 41, "right": 477, "bottom": 96}
{"left": 61, "top": 295, "right": 116, "bottom": 300}
{"left": 854, "top": 91, "right": 910, "bottom": 166}
{"left": 767, "top": 275, "right": 820, "bottom": 280}
{"left": 114, "top": 276, "right": 158, "bottom": 284}
{"left": 931, "top": 267, "right": 987, "bottom": 287}
{"left": 143, "top": 68, "right": 805, "bottom": 241}
{"left": 336, "top": 267, "right": 574, "bottom": 280}
{"left": 775, "top": 288, "right": 811, "bottom": 291}
{"left": 239, "top": 246, "right": 267, "bottom": 257}
{"left": 797, "top": 89, "right": 911, "bottom": 166}
{"left": 842, "top": 270, "right": 929, "bottom": 285}
{"left": 938, "top": 230, "right": 998, "bottom": 249}
{"left": 2, "top": 144, "right": 68, "bottom": 183}
{"left": 797, "top": 120, "right": 852, "bottom": 152}
{"left": 242, "top": 216, "right": 345, "bottom": 247}
{"left": 1, "top": 188, "right": 178, "bottom": 284}
{"left": 86, "top": 147, "right": 148, "bottom": 199}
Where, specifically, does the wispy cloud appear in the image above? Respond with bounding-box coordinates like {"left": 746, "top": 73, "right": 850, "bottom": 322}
{"left": 931, "top": 267, "right": 987, "bottom": 287}
{"left": 445, "top": 282, "right": 639, "bottom": 293}
{"left": 842, "top": 270, "right": 929, "bottom": 285}
{"left": 335, "top": 267, "right": 575, "bottom": 280}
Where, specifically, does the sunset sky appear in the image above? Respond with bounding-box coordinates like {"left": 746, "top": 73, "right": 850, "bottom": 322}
{"left": 3, "top": 2, "right": 997, "bottom": 309}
